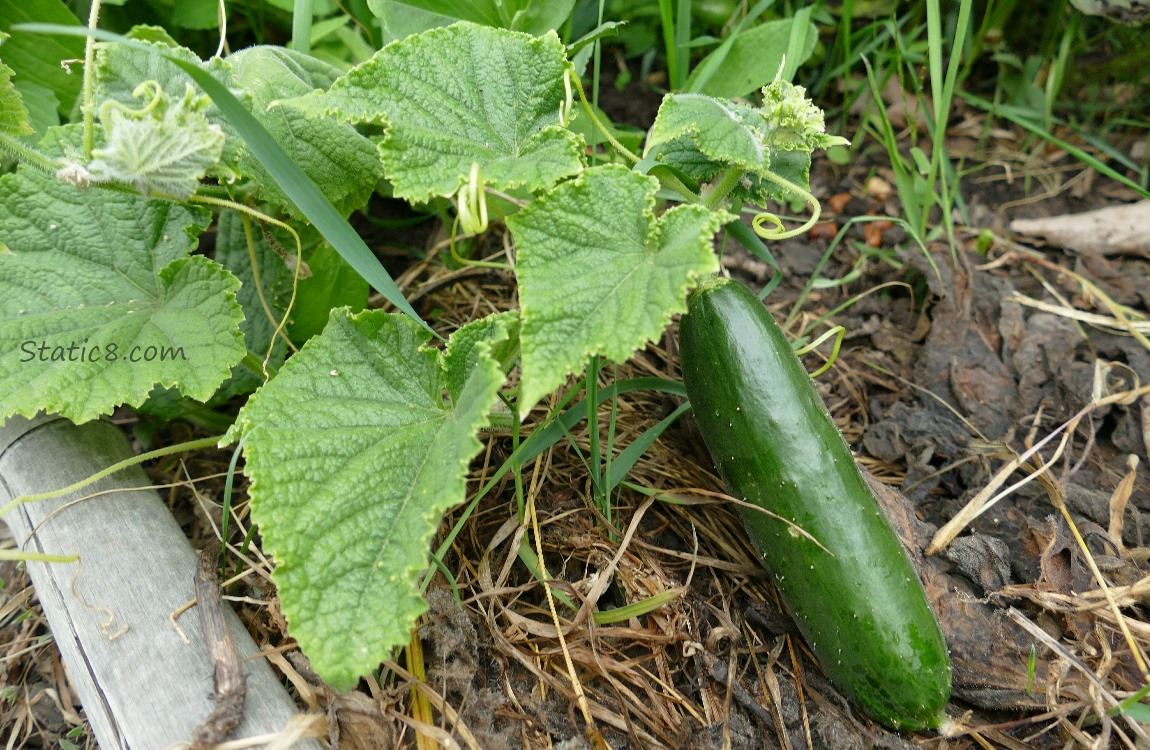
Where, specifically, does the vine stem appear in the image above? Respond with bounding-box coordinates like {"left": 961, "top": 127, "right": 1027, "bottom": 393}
{"left": 81, "top": 0, "right": 103, "bottom": 160}
{"left": 448, "top": 216, "right": 511, "bottom": 270}
{"left": 0, "top": 550, "right": 78, "bottom": 563}
{"left": 0, "top": 434, "right": 223, "bottom": 518}
{"left": 570, "top": 72, "right": 641, "bottom": 164}
{"left": 191, "top": 194, "right": 303, "bottom": 379}
{"left": 654, "top": 169, "right": 700, "bottom": 202}
{"left": 751, "top": 169, "right": 822, "bottom": 240}
{"left": 242, "top": 349, "right": 278, "bottom": 379}
{"left": 702, "top": 166, "right": 743, "bottom": 211}
{"left": 0, "top": 133, "right": 65, "bottom": 175}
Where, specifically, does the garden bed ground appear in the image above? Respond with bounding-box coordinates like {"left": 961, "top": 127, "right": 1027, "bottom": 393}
{"left": 2, "top": 91, "right": 1148, "bottom": 750}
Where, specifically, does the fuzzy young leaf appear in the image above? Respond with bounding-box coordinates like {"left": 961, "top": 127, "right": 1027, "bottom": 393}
{"left": 94, "top": 39, "right": 245, "bottom": 178}
{"left": 759, "top": 79, "right": 849, "bottom": 153}
{"left": 226, "top": 309, "right": 506, "bottom": 690}
{"left": 507, "top": 165, "right": 723, "bottom": 415}
{"left": 87, "top": 82, "right": 225, "bottom": 198}
{"left": 0, "top": 154, "right": 245, "bottom": 423}
{"left": 283, "top": 21, "right": 584, "bottom": 203}
{"left": 93, "top": 40, "right": 381, "bottom": 212}
{"left": 647, "top": 81, "right": 847, "bottom": 204}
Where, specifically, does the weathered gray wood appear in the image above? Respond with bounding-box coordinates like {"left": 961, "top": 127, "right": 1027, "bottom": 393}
{"left": 0, "top": 414, "right": 324, "bottom": 750}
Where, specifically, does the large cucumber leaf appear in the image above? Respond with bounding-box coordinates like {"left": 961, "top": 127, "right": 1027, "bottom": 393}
{"left": 282, "top": 21, "right": 584, "bottom": 203}
{"left": 225, "top": 45, "right": 383, "bottom": 214}
{"left": 0, "top": 133, "right": 245, "bottom": 423}
{"left": 226, "top": 309, "right": 508, "bottom": 689}
{"left": 507, "top": 165, "right": 723, "bottom": 416}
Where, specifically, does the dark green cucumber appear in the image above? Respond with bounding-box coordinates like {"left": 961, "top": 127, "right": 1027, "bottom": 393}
{"left": 679, "top": 276, "right": 950, "bottom": 731}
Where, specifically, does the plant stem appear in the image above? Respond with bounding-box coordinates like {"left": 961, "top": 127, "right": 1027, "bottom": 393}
{"left": 0, "top": 434, "right": 223, "bottom": 518}
{"left": 702, "top": 166, "right": 743, "bottom": 211}
{"left": 586, "top": 356, "right": 601, "bottom": 493}
{"left": 572, "top": 74, "right": 641, "bottom": 164}
{"left": 0, "top": 550, "right": 78, "bottom": 563}
{"left": 81, "top": 0, "right": 103, "bottom": 160}
{"left": 242, "top": 350, "right": 278, "bottom": 379}
{"left": 0, "top": 133, "right": 65, "bottom": 175}
{"left": 651, "top": 169, "right": 699, "bottom": 202}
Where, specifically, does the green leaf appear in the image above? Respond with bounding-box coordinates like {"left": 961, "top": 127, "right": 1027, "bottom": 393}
{"left": 20, "top": 23, "right": 432, "bottom": 339}
{"left": 10, "top": 80, "right": 60, "bottom": 136}
{"left": 123, "top": 24, "right": 182, "bottom": 47}
{"left": 226, "top": 309, "right": 506, "bottom": 689}
{"left": 0, "top": 153, "right": 245, "bottom": 423}
{"left": 287, "top": 242, "right": 369, "bottom": 345}
{"left": 371, "top": 0, "right": 456, "bottom": 44}
{"left": 507, "top": 165, "right": 723, "bottom": 416}
{"left": 227, "top": 46, "right": 384, "bottom": 214}
{"left": 646, "top": 82, "right": 847, "bottom": 204}
{"left": 442, "top": 310, "right": 519, "bottom": 402}
{"left": 170, "top": 0, "right": 222, "bottom": 30}
{"left": 0, "top": 32, "right": 32, "bottom": 135}
{"left": 368, "top": 0, "right": 575, "bottom": 36}
{"left": 0, "top": 0, "right": 84, "bottom": 118}
{"left": 284, "top": 21, "right": 584, "bottom": 204}
{"left": 87, "top": 82, "right": 225, "bottom": 199}
{"left": 649, "top": 95, "right": 770, "bottom": 177}
{"left": 684, "top": 17, "right": 817, "bottom": 99}
{"left": 94, "top": 41, "right": 383, "bottom": 213}
{"left": 93, "top": 38, "right": 245, "bottom": 173}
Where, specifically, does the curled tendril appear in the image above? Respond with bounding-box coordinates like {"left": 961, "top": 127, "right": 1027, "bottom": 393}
{"left": 751, "top": 169, "right": 822, "bottom": 241}
{"left": 97, "top": 80, "right": 167, "bottom": 124}
{"left": 456, "top": 162, "right": 489, "bottom": 235}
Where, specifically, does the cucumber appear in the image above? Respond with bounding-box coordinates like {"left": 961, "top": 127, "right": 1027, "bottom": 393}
{"left": 678, "top": 276, "right": 950, "bottom": 731}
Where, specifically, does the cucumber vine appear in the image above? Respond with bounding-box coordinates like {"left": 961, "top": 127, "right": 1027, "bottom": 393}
{"left": 0, "top": 16, "right": 847, "bottom": 690}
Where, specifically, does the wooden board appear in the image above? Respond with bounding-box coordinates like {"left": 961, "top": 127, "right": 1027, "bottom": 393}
{"left": 0, "top": 414, "right": 325, "bottom": 749}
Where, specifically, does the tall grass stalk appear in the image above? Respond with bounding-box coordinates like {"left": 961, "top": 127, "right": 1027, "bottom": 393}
{"left": 924, "top": 0, "right": 974, "bottom": 250}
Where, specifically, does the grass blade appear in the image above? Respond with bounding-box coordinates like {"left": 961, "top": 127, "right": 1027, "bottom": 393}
{"left": 961, "top": 92, "right": 1150, "bottom": 200}
{"left": 606, "top": 402, "right": 690, "bottom": 492}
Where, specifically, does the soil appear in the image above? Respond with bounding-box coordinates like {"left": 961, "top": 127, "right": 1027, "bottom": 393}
{"left": 3, "top": 72, "right": 1149, "bottom": 750}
